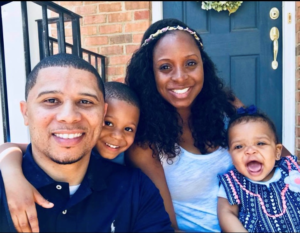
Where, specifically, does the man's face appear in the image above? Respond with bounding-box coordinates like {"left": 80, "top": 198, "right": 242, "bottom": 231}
{"left": 20, "top": 66, "right": 107, "bottom": 165}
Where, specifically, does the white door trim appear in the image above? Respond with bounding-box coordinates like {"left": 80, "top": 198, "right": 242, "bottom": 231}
{"left": 151, "top": 1, "right": 296, "bottom": 153}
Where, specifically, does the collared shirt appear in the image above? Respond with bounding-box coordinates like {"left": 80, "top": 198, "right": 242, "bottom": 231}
{"left": 0, "top": 145, "right": 173, "bottom": 232}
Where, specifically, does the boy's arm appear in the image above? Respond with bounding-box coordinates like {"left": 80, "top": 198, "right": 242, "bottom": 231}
{"left": 218, "top": 197, "right": 248, "bottom": 232}
{"left": 0, "top": 143, "right": 53, "bottom": 233}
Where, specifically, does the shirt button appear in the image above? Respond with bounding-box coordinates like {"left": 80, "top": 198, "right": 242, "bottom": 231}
{"left": 62, "top": 210, "right": 67, "bottom": 214}
{"left": 56, "top": 185, "right": 62, "bottom": 190}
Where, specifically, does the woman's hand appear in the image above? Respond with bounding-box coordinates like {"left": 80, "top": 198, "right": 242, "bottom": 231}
{"left": 3, "top": 170, "right": 54, "bottom": 232}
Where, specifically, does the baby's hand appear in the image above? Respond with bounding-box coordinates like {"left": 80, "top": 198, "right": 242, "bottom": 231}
{"left": 3, "top": 171, "right": 54, "bottom": 232}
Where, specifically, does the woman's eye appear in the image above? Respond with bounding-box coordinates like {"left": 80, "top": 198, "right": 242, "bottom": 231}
{"left": 159, "top": 64, "right": 170, "bottom": 70}
{"left": 187, "top": 61, "right": 197, "bottom": 66}
{"left": 105, "top": 121, "right": 113, "bottom": 127}
{"left": 125, "top": 127, "right": 133, "bottom": 132}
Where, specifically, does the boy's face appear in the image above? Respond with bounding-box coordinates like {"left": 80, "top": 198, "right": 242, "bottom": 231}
{"left": 96, "top": 98, "right": 140, "bottom": 159}
{"left": 228, "top": 120, "right": 282, "bottom": 182}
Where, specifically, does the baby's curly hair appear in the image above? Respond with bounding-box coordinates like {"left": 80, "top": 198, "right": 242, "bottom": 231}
{"left": 125, "top": 18, "right": 236, "bottom": 161}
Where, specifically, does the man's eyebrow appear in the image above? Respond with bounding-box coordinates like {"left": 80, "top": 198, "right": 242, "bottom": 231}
{"left": 79, "top": 93, "right": 99, "bottom": 101}
{"left": 37, "top": 90, "right": 61, "bottom": 98}
{"left": 37, "top": 91, "right": 99, "bottom": 101}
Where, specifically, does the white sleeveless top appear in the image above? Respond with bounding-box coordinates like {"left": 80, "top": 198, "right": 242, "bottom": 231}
{"left": 162, "top": 146, "right": 233, "bottom": 232}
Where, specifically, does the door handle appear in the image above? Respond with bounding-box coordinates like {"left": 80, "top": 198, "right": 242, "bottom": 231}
{"left": 270, "top": 27, "right": 279, "bottom": 70}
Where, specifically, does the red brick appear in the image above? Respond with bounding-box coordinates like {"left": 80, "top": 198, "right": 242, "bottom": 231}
{"left": 100, "top": 45, "right": 124, "bottom": 55}
{"left": 125, "top": 21, "right": 150, "bottom": 33}
{"left": 297, "top": 139, "right": 300, "bottom": 148}
{"left": 58, "top": 1, "right": 83, "bottom": 7}
{"left": 84, "top": 36, "right": 109, "bottom": 46}
{"left": 297, "top": 127, "right": 300, "bottom": 137}
{"left": 298, "top": 7, "right": 300, "bottom": 18}
{"left": 126, "top": 44, "right": 140, "bottom": 54}
{"left": 134, "top": 10, "right": 149, "bottom": 20}
{"left": 51, "top": 28, "right": 73, "bottom": 38}
{"left": 80, "top": 26, "right": 98, "bottom": 36}
{"left": 65, "top": 37, "right": 73, "bottom": 44}
{"left": 99, "top": 24, "right": 122, "bottom": 34}
{"left": 99, "top": 2, "right": 122, "bottom": 12}
{"left": 109, "top": 55, "right": 132, "bottom": 65}
{"left": 84, "top": 1, "right": 99, "bottom": 5}
{"left": 107, "top": 66, "right": 125, "bottom": 76}
{"left": 108, "top": 12, "right": 132, "bottom": 23}
{"left": 133, "top": 33, "right": 144, "bottom": 43}
{"left": 83, "top": 47, "right": 98, "bottom": 53}
{"left": 110, "top": 34, "right": 132, "bottom": 44}
{"left": 111, "top": 77, "right": 125, "bottom": 83}
{"left": 83, "top": 15, "right": 106, "bottom": 25}
{"left": 297, "top": 57, "right": 300, "bottom": 67}
{"left": 73, "top": 5, "right": 97, "bottom": 15}
{"left": 125, "top": 2, "right": 150, "bottom": 10}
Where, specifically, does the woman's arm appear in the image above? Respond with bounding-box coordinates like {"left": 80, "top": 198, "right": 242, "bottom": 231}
{"left": 217, "top": 197, "right": 248, "bottom": 232}
{"left": 0, "top": 143, "right": 53, "bottom": 232}
{"left": 126, "top": 143, "right": 179, "bottom": 230}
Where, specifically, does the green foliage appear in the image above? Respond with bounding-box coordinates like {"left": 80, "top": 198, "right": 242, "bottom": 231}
{"left": 201, "top": 1, "right": 243, "bottom": 15}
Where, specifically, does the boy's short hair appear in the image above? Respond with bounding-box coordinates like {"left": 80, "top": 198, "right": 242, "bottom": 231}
{"left": 104, "top": 81, "right": 140, "bottom": 109}
{"left": 227, "top": 106, "right": 279, "bottom": 145}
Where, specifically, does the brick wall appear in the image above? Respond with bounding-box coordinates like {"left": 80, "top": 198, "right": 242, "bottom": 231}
{"left": 297, "top": 2, "right": 300, "bottom": 157}
{"left": 53, "top": 1, "right": 151, "bottom": 82}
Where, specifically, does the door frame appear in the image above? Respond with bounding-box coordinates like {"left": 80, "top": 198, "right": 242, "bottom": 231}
{"left": 151, "top": 1, "right": 296, "bottom": 153}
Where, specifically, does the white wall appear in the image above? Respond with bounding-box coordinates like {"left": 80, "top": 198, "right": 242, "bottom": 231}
{"left": 1, "top": 2, "right": 43, "bottom": 143}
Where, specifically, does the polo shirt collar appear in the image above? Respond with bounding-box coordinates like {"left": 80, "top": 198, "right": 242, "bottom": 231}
{"left": 22, "top": 144, "right": 107, "bottom": 192}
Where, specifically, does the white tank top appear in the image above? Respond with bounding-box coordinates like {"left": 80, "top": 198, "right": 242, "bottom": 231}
{"left": 162, "top": 146, "right": 233, "bottom": 232}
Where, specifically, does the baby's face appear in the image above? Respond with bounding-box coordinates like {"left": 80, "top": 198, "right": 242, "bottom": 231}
{"left": 228, "top": 120, "right": 282, "bottom": 182}
{"left": 96, "top": 98, "right": 140, "bottom": 160}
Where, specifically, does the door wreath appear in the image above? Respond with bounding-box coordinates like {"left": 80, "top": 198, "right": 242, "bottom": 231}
{"left": 201, "top": 1, "right": 243, "bottom": 15}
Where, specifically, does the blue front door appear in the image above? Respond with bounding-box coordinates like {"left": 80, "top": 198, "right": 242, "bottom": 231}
{"left": 163, "top": 1, "right": 283, "bottom": 140}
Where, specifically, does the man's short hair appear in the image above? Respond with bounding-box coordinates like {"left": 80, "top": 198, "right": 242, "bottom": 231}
{"left": 104, "top": 81, "right": 140, "bottom": 109}
{"left": 25, "top": 53, "right": 105, "bottom": 100}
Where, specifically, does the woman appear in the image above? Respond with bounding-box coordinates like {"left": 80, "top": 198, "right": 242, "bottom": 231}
{"left": 124, "top": 18, "right": 242, "bottom": 231}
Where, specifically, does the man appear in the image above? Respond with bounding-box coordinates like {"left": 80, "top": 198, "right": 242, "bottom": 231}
{"left": 0, "top": 53, "right": 173, "bottom": 232}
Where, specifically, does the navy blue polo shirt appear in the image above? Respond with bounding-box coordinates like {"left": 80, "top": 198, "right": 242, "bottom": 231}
{"left": 0, "top": 144, "right": 173, "bottom": 232}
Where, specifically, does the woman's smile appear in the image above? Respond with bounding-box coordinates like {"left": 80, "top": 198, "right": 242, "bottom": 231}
{"left": 153, "top": 31, "right": 204, "bottom": 110}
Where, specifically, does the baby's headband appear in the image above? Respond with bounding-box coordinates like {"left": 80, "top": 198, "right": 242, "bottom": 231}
{"left": 236, "top": 105, "right": 257, "bottom": 115}
{"left": 141, "top": 25, "right": 204, "bottom": 48}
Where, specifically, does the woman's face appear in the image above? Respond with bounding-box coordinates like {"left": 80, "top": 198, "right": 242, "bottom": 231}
{"left": 153, "top": 31, "right": 204, "bottom": 110}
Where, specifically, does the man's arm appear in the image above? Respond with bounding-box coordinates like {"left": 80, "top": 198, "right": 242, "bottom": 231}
{"left": 133, "top": 170, "right": 174, "bottom": 232}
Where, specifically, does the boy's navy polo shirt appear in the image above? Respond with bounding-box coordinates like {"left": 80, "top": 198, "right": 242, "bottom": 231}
{"left": 0, "top": 145, "right": 173, "bottom": 232}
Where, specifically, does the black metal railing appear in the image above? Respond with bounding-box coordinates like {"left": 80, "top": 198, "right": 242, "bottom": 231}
{"left": 0, "top": 1, "right": 107, "bottom": 142}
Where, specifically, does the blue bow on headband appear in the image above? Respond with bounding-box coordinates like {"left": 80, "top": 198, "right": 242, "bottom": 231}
{"left": 236, "top": 104, "right": 257, "bottom": 115}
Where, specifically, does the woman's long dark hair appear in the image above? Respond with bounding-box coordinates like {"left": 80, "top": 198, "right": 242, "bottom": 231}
{"left": 125, "top": 18, "right": 236, "bottom": 161}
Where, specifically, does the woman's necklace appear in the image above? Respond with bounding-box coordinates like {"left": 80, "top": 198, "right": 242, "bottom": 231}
{"left": 226, "top": 156, "right": 300, "bottom": 218}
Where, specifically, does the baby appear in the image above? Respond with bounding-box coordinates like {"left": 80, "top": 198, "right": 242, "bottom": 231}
{"left": 217, "top": 105, "right": 300, "bottom": 232}
{"left": 0, "top": 81, "right": 140, "bottom": 232}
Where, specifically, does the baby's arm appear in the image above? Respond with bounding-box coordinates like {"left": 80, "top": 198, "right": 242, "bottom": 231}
{"left": 217, "top": 197, "right": 248, "bottom": 232}
{"left": 0, "top": 143, "right": 54, "bottom": 232}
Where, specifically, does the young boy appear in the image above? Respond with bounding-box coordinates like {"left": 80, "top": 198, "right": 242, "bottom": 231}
{"left": 0, "top": 81, "right": 140, "bottom": 232}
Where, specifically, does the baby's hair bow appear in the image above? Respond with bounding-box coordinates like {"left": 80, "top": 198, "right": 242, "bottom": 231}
{"left": 236, "top": 104, "right": 257, "bottom": 115}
